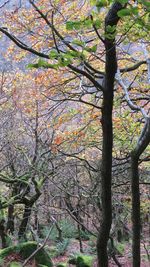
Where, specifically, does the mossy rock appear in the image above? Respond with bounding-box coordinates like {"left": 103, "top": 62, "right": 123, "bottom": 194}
{"left": 9, "top": 262, "right": 22, "bottom": 267}
{"left": 77, "top": 255, "right": 94, "bottom": 267}
{"left": 0, "top": 242, "right": 53, "bottom": 267}
{"left": 69, "top": 255, "right": 93, "bottom": 267}
{"left": 57, "top": 263, "right": 67, "bottom": 267}
{"left": 68, "top": 257, "right": 77, "bottom": 265}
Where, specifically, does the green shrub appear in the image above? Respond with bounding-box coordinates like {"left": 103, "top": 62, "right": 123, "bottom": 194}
{"left": 56, "top": 238, "right": 69, "bottom": 256}
{"left": 41, "top": 226, "right": 58, "bottom": 241}
{"left": 115, "top": 242, "right": 125, "bottom": 255}
{"left": 40, "top": 220, "right": 77, "bottom": 241}
{"left": 76, "top": 231, "right": 90, "bottom": 241}
{"left": 47, "top": 246, "right": 58, "bottom": 258}
{"left": 59, "top": 220, "right": 77, "bottom": 239}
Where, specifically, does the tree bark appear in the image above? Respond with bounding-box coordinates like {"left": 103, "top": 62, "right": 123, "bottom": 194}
{"left": 65, "top": 195, "right": 86, "bottom": 232}
{"left": 97, "top": 3, "right": 123, "bottom": 266}
{"left": 131, "top": 154, "right": 141, "bottom": 267}
{"left": 131, "top": 118, "right": 150, "bottom": 267}
{"left": 18, "top": 204, "right": 32, "bottom": 240}
{"left": 0, "top": 219, "right": 8, "bottom": 248}
{"left": 6, "top": 204, "right": 14, "bottom": 234}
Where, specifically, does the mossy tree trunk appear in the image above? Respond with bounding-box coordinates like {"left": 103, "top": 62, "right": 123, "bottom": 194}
{"left": 18, "top": 204, "right": 32, "bottom": 240}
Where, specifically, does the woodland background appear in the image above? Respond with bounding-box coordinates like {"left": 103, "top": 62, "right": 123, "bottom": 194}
{"left": 0, "top": 1, "right": 149, "bottom": 267}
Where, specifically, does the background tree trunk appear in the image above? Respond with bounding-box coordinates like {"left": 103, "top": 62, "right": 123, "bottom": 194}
{"left": 131, "top": 118, "right": 150, "bottom": 267}
{"left": 0, "top": 219, "right": 8, "bottom": 248}
{"left": 7, "top": 204, "right": 14, "bottom": 234}
{"left": 18, "top": 204, "right": 32, "bottom": 240}
{"left": 131, "top": 154, "right": 141, "bottom": 267}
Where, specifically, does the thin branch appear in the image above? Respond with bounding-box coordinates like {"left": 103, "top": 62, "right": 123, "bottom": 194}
{"left": 0, "top": 0, "right": 10, "bottom": 8}
{"left": 116, "top": 70, "right": 150, "bottom": 158}
{"left": 120, "top": 60, "right": 147, "bottom": 73}
{"left": 0, "top": 27, "right": 49, "bottom": 59}
{"left": 115, "top": 70, "right": 148, "bottom": 119}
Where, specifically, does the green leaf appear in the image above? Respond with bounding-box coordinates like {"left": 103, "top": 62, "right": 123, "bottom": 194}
{"left": 141, "top": 0, "right": 150, "bottom": 8}
{"left": 117, "top": 0, "right": 128, "bottom": 4}
{"left": 83, "top": 18, "right": 92, "bottom": 28}
{"left": 105, "top": 32, "right": 116, "bottom": 40}
{"left": 106, "top": 25, "right": 116, "bottom": 33}
{"left": 94, "top": 19, "right": 102, "bottom": 28}
{"left": 27, "top": 63, "right": 39, "bottom": 69}
{"left": 130, "top": 7, "right": 139, "bottom": 16}
{"left": 117, "top": 8, "right": 132, "bottom": 17}
{"left": 66, "top": 21, "right": 82, "bottom": 30}
{"left": 27, "top": 58, "right": 59, "bottom": 69}
{"left": 38, "top": 58, "right": 47, "bottom": 67}
{"left": 66, "top": 50, "right": 84, "bottom": 60}
{"left": 49, "top": 50, "right": 59, "bottom": 59}
{"left": 90, "top": 0, "right": 97, "bottom": 5}
{"left": 58, "top": 57, "right": 72, "bottom": 67}
{"left": 66, "top": 19, "right": 93, "bottom": 31}
{"left": 96, "top": 0, "right": 108, "bottom": 8}
{"left": 38, "top": 5, "right": 46, "bottom": 10}
{"left": 72, "top": 39, "right": 85, "bottom": 47}
{"left": 66, "top": 21, "right": 73, "bottom": 30}
{"left": 85, "top": 44, "right": 97, "bottom": 53}
{"left": 90, "top": 44, "right": 97, "bottom": 52}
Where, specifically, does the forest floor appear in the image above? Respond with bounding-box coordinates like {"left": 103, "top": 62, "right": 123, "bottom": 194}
{"left": 52, "top": 238, "right": 150, "bottom": 267}
{"left": 1, "top": 237, "right": 149, "bottom": 266}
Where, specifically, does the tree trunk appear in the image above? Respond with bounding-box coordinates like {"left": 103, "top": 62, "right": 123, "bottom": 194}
{"left": 0, "top": 219, "right": 8, "bottom": 248}
{"left": 131, "top": 154, "right": 141, "bottom": 267}
{"left": 131, "top": 118, "right": 150, "bottom": 266}
{"left": 18, "top": 204, "right": 32, "bottom": 240}
{"left": 7, "top": 204, "right": 14, "bottom": 234}
{"left": 55, "top": 221, "right": 63, "bottom": 242}
{"left": 97, "top": 3, "right": 123, "bottom": 267}
{"left": 97, "top": 85, "right": 114, "bottom": 267}
{"left": 65, "top": 196, "right": 86, "bottom": 232}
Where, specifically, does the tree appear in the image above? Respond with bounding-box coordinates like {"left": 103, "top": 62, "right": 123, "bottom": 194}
{"left": 116, "top": 62, "right": 150, "bottom": 266}
{"left": 0, "top": 70, "right": 63, "bottom": 241}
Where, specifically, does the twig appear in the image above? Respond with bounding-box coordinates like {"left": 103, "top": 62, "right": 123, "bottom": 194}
{"left": 0, "top": 0, "right": 10, "bottom": 8}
